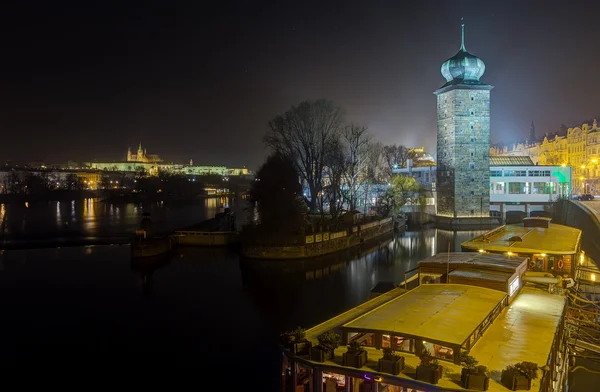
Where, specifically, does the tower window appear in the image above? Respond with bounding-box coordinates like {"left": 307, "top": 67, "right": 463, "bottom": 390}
{"left": 471, "top": 137, "right": 475, "bottom": 142}
{"left": 471, "top": 125, "right": 474, "bottom": 129}
{"left": 469, "top": 162, "right": 475, "bottom": 169}
{"left": 471, "top": 111, "right": 474, "bottom": 115}
{"left": 470, "top": 191, "right": 475, "bottom": 195}
{"left": 471, "top": 152, "right": 474, "bottom": 157}
{"left": 471, "top": 97, "right": 474, "bottom": 101}
{"left": 471, "top": 178, "right": 475, "bottom": 182}
{"left": 471, "top": 209, "right": 475, "bottom": 215}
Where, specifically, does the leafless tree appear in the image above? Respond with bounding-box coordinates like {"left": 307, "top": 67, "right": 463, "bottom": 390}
{"left": 340, "top": 124, "right": 371, "bottom": 211}
{"left": 382, "top": 144, "right": 410, "bottom": 180}
{"left": 264, "top": 99, "right": 345, "bottom": 213}
{"left": 322, "top": 137, "right": 346, "bottom": 219}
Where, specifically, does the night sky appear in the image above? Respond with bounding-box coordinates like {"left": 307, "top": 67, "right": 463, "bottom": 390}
{"left": 1, "top": 0, "right": 600, "bottom": 168}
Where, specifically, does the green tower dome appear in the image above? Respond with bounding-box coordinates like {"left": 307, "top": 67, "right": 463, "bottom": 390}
{"left": 440, "top": 24, "right": 486, "bottom": 85}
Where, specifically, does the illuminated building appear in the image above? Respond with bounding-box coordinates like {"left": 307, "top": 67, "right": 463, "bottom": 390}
{"left": 491, "top": 119, "right": 600, "bottom": 194}
{"left": 393, "top": 156, "right": 573, "bottom": 221}
{"left": 85, "top": 144, "right": 251, "bottom": 177}
{"left": 126, "top": 143, "right": 162, "bottom": 163}
{"left": 435, "top": 24, "right": 493, "bottom": 222}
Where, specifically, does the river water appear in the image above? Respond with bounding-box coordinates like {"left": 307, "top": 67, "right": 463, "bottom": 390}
{"left": 0, "top": 199, "right": 486, "bottom": 387}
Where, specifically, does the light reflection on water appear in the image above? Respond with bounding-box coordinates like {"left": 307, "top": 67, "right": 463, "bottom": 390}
{"left": 240, "top": 228, "right": 490, "bottom": 333}
{"left": 0, "top": 197, "right": 235, "bottom": 242}
{"left": 0, "top": 225, "right": 489, "bottom": 386}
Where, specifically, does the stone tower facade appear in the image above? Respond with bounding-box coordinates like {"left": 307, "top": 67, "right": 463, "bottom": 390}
{"left": 435, "top": 24, "right": 493, "bottom": 218}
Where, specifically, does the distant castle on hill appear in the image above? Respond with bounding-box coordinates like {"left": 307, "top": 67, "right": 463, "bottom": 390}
{"left": 126, "top": 143, "right": 162, "bottom": 163}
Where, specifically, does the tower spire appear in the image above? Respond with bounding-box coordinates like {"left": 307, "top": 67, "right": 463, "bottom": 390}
{"left": 460, "top": 19, "right": 466, "bottom": 51}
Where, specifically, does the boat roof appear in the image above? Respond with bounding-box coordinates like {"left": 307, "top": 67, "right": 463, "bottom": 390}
{"left": 449, "top": 268, "right": 512, "bottom": 282}
{"left": 419, "top": 252, "right": 527, "bottom": 273}
{"left": 461, "top": 222, "right": 581, "bottom": 255}
{"left": 469, "top": 287, "right": 566, "bottom": 384}
{"left": 343, "top": 284, "right": 506, "bottom": 346}
{"left": 304, "top": 285, "right": 565, "bottom": 391}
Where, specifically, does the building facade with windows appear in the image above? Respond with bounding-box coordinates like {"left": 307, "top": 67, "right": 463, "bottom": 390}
{"left": 393, "top": 156, "right": 572, "bottom": 222}
{"left": 491, "top": 119, "right": 599, "bottom": 194}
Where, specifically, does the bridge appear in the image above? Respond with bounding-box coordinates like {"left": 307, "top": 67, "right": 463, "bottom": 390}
{"left": 555, "top": 200, "right": 600, "bottom": 264}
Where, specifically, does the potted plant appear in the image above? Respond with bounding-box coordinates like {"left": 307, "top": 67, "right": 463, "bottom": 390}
{"left": 415, "top": 348, "right": 443, "bottom": 384}
{"left": 378, "top": 347, "right": 405, "bottom": 375}
{"left": 501, "top": 361, "right": 539, "bottom": 391}
{"left": 460, "top": 352, "right": 489, "bottom": 391}
{"left": 343, "top": 341, "right": 368, "bottom": 368}
{"left": 280, "top": 327, "right": 312, "bottom": 357}
{"left": 310, "top": 330, "right": 341, "bottom": 362}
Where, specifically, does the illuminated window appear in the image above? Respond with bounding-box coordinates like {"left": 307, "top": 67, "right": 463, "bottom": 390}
{"left": 509, "top": 277, "right": 520, "bottom": 296}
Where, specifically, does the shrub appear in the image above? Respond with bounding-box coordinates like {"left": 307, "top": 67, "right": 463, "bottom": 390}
{"left": 317, "top": 330, "right": 341, "bottom": 351}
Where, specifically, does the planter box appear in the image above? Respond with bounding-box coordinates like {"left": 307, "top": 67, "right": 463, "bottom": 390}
{"left": 310, "top": 346, "right": 334, "bottom": 362}
{"left": 416, "top": 365, "right": 443, "bottom": 384}
{"left": 501, "top": 369, "right": 532, "bottom": 391}
{"left": 461, "top": 369, "right": 489, "bottom": 391}
{"left": 378, "top": 357, "right": 405, "bottom": 375}
{"left": 290, "top": 341, "right": 312, "bottom": 357}
{"left": 343, "top": 350, "right": 367, "bottom": 368}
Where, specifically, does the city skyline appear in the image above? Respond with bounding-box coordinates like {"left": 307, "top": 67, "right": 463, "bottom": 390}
{"left": 1, "top": 1, "right": 600, "bottom": 168}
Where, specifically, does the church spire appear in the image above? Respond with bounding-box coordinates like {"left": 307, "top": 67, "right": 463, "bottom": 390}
{"left": 528, "top": 121, "right": 536, "bottom": 144}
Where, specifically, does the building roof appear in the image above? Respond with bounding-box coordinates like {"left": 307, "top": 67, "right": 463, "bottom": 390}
{"left": 439, "top": 24, "right": 488, "bottom": 89}
{"left": 469, "top": 286, "right": 566, "bottom": 388}
{"left": 490, "top": 156, "right": 534, "bottom": 166}
{"left": 343, "top": 284, "right": 506, "bottom": 346}
{"left": 461, "top": 221, "right": 582, "bottom": 255}
{"left": 418, "top": 252, "right": 527, "bottom": 273}
{"left": 448, "top": 268, "right": 512, "bottom": 282}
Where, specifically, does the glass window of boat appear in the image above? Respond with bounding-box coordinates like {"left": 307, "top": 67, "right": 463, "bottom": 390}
{"left": 423, "top": 341, "right": 454, "bottom": 361}
{"left": 384, "top": 335, "right": 414, "bottom": 352}
{"left": 323, "top": 372, "right": 345, "bottom": 389}
{"left": 348, "top": 332, "right": 374, "bottom": 347}
{"left": 509, "top": 277, "right": 520, "bottom": 296}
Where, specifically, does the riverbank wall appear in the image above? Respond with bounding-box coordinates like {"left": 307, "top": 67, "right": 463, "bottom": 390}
{"left": 242, "top": 217, "right": 393, "bottom": 260}
{"left": 554, "top": 200, "right": 600, "bottom": 263}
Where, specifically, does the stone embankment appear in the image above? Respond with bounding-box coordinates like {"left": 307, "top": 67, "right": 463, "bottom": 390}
{"left": 242, "top": 217, "right": 393, "bottom": 260}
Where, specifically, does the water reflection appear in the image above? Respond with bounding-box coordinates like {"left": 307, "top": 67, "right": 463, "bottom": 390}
{"left": 240, "top": 228, "right": 489, "bottom": 333}
{"left": 0, "top": 197, "right": 237, "bottom": 243}
{"left": 130, "top": 254, "right": 172, "bottom": 298}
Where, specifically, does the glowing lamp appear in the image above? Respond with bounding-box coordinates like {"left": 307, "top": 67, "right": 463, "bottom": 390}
{"left": 541, "top": 253, "right": 546, "bottom": 257}
{"left": 478, "top": 249, "right": 485, "bottom": 253}
{"left": 507, "top": 252, "right": 514, "bottom": 256}
{"left": 593, "top": 159, "right": 598, "bottom": 164}
{"left": 561, "top": 163, "right": 566, "bottom": 167}
{"left": 592, "top": 273, "right": 596, "bottom": 282}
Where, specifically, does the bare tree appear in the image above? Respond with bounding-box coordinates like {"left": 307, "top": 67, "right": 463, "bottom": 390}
{"left": 382, "top": 144, "right": 410, "bottom": 180}
{"left": 264, "top": 100, "right": 345, "bottom": 213}
{"left": 340, "top": 124, "right": 371, "bottom": 211}
{"left": 322, "top": 137, "right": 346, "bottom": 219}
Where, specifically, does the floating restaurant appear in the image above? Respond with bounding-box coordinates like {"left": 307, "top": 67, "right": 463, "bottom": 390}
{"left": 461, "top": 217, "right": 582, "bottom": 277}
{"left": 282, "top": 253, "right": 567, "bottom": 392}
